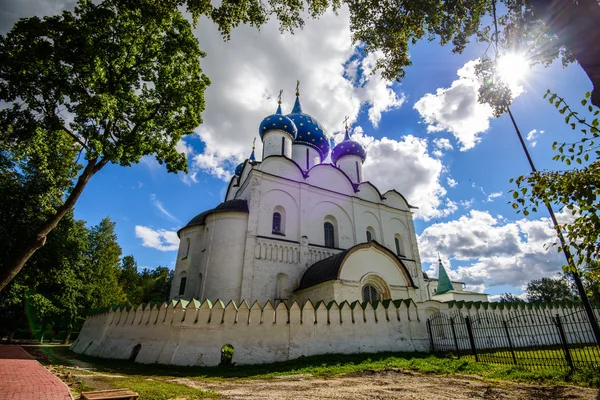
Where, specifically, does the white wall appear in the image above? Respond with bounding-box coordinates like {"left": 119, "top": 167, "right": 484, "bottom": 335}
{"left": 292, "top": 145, "right": 320, "bottom": 171}
{"left": 336, "top": 155, "right": 362, "bottom": 184}
{"left": 71, "top": 298, "right": 428, "bottom": 367}
{"left": 262, "top": 131, "right": 293, "bottom": 159}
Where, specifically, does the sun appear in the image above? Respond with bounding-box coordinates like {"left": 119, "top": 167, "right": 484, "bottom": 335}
{"left": 497, "top": 53, "right": 529, "bottom": 87}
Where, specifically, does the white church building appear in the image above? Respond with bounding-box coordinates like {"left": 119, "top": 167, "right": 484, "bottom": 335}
{"left": 72, "top": 87, "right": 490, "bottom": 367}
{"left": 169, "top": 88, "right": 486, "bottom": 307}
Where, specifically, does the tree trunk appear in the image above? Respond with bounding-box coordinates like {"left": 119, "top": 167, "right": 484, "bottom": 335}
{"left": 531, "top": 0, "right": 600, "bottom": 107}
{"left": 62, "top": 329, "right": 71, "bottom": 345}
{"left": 0, "top": 157, "right": 107, "bottom": 291}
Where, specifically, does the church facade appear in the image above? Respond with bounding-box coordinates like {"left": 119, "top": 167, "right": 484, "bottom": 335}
{"left": 71, "top": 87, "right": 492, "bottom": 367}
{"left": 169, "top": 88, "right": 485, "bottom": 307}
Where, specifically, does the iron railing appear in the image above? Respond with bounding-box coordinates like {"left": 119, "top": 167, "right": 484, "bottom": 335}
{"left": 427, "top": 304, "right": 600, "bottom": 371}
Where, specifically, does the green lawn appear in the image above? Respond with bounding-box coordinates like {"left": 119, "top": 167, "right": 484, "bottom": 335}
{"left": 28, "top": 344, "right": 600, "bottom": 395}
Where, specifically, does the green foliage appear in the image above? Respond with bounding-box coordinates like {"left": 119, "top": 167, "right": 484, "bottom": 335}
{"left": 509, "top": 91, "right": 600, "bottom": 270}
{"left": 119, "top": 257, "right": 174, "bottom": 305}
{"left": 0, "top": 0, "right": 209, "bottom": 288}
{"left": 525, "top": 277, "right": 577, "bottom": 303}
{"left": 499, "top": 293, "right": 526, "bottom": 303}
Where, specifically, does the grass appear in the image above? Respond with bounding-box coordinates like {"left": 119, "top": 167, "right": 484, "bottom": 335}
{"left": 28, "top": 344, "right": 600, "bottom": 395}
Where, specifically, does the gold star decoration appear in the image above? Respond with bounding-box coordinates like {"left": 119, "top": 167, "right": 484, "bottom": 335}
{"left": 279, "top": 117, "right": 283, "bottom": 120}
{"left": 307, "top": 132, "right": 311, "bottom": 135}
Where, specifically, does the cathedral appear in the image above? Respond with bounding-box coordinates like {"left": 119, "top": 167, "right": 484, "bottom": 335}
{"left": 169, "top": 86, "right": 487, "bottom": 306}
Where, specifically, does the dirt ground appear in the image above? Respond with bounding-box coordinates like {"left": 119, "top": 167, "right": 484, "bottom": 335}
{"left": 175, "top": 369, "right": 600, "bottom": 400}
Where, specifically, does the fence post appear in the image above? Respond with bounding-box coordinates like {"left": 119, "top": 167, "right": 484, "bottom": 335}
{"left": 554, "top": 314, "right": 574, "bottom": 371}
{"left": 426, "top": 319, "right": 435, "bottom": 353}
{"left": 450, "top": 317, "right": 461, "bottom": 358}
{"left": 465, "top": 316, "right": 478, "bottom": 362}
{"left": 502, "top": 320, "right": 517, "bottom": 365}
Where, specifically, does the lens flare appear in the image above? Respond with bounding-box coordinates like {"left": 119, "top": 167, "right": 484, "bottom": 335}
{"left": 497, "top": 53, "right": 529, "bottom": 87}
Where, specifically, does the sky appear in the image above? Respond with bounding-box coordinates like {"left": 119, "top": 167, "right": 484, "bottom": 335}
{"left": 1, "top": 0, "right": 594, "bottom": 299}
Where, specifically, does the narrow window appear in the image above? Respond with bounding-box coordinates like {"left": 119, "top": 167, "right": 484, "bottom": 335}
{"left": 178, "top": 277, "right": 187, "bottom": 296}
{"left": 281, "top": 137, "right": 285, "bottom": 155}
{"left": 324, "top": 222, "right": 335, "bottom": 248}
{"left": 182, "top": 238, "right": 190, "bottom": 260}
{"left": 395, "top": 236, "right": 404, "bottom": 257}
{"left": 366, "top": 230, "right": 372, "bottom": 242}
{"left": 306, "top": 148, "right": 309, "bottom": 170}
{"left": 362, "top": 284, "right": 380, "bottom": 302}
{"left": 355, "top": 161, "right": 360, "bottom": 182}
{"left": 272, "top": 212, "right": 282, "bottom": 234}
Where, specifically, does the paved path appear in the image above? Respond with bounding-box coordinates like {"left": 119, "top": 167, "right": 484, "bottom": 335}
{"left": 0, "top": 344, "right": 72, "bottom": 400}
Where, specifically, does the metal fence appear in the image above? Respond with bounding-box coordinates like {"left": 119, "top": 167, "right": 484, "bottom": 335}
{"left": 427, "top": 305, "right": 600, "bottom": 371}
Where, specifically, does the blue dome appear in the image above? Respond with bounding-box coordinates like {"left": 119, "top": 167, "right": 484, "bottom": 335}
{"left": 234, "top": 161, "right": 245, "bottom": 176}
{"left": 331, "top": 129, "right": 367, "bottom": 165}
{"left": 259, "top": 103, "right": 297, "bottom": 139}
{"left": 288, "top": 95, "right": 330, "bottom": 161}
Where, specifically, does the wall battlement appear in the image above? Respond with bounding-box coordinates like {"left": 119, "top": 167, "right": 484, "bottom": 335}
{"left": 72, "top": 298, "right": 594, "bottom": 367}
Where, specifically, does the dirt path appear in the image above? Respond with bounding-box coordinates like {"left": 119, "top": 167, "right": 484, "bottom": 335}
{"left": 176, "top": 369, "right": 600, "bottom": 400}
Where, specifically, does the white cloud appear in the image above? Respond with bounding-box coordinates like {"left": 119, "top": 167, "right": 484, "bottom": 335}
{"left": 187, "top": 6, "right": 404, "bottom": 180}
{"left": 459, "top": 198, "right": 475, "bottom": 209}
{"left": 150, "top": 194, "right": 180, "bottom": 223}
{"left": 336, "top": 129, "right": 455, "bottom": 220}
{"left": 135, "top": 226, "right": 179, "bottom": 252}
{"left": 486, "top": 191, "right": 502, "bottom": 202}
{"left": 418, "top": 210, "right": 568, "bottom": 291}
{"left": 447, "top": 177, "right": 458, "bottom": 188}
{"left": 526, "top": 129, "right": 544, "bottom": 147}
{"left": 414, "top": 59, "right": 523, "bottom": 151}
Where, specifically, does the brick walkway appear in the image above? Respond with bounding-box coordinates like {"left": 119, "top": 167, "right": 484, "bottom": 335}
{"left": 0, "top": 344, "right": 72, "bottom": 400}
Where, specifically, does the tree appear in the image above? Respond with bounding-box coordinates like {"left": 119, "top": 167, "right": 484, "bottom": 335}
{"left": 510, "top": 92, "right": 599, "bottom": 271}
{"left": 0, "top": 0, "right": 210, "bottom": 290}
{"left": 119, "top": 255, "right": 143, "bottom": 304}
{"left": 164, "top": 0, "right": 600, "bottom": 107}
{"left": 525, "top": 277, "right": 577, "bottom": 303}
{"left": 83, "top": 218, "right": 123, "bottom": 309}
{"left": 499, "top": 293, "right": 525, "bottom": 303}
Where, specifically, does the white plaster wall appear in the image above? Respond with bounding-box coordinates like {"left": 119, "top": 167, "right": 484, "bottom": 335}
{"left": 309, "top": 200, "right": 355, "bottom": 248}
{"left": 433, "top": 292, "right": 489, "bottom": 302}
{"left": 336, "top": 155, "right": 362, "bottom": 184}
{"left": 339, "top": 248, "right": 410, "bottom": 287}
{"left": 306, "top": 165, "right": 355, "bottom": 196}
{"left": 256, "top": 189, "right": 300, "bottom": 241}
{"left": 356, "top": 182, "right": 382, "bottom": 203}
{"left": 292, "top": 144, "right": 320, "bottom": 171}
{"left": 72, "top": 299, "right": 430, "bottom": 367}
{"left": 383, "top": 191, "right": 409, "bottom": 211}
{"left": 357, "top": 210, "right": 381, "bottom": 243}
{"left": 262, "top": 131, "right": 292, "bottom": 159}
{"left": 202, "top": 212, "right": 248, "bottom": 303}
{"left": 258, "top": 157, "right": 304, "bottom": 182}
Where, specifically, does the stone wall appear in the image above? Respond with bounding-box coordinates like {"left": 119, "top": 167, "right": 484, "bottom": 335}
{"left": 71, "top": 298, "right": 430, "bottom": 367}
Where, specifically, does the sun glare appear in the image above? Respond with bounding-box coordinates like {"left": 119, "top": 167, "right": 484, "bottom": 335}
{"left": 497, "top": 53, "right": 529, "bottom": 87}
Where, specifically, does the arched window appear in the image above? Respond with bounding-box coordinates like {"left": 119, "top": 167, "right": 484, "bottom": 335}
{"left": 324, "top": 222, "right": 335, "bottom": 248}
{"left": 272, "top": 212, "right": 282, "bottom": 234}
{"left": 178, "top": 271, "right": 187, "bottom": 296}
{"left": 281, "top": 137, "right": 285, "bottom": 155}
{"left": 366, "top": 226, "right": 375, "bottom": 242}
{"left": 362, "top": 284, "right": 380, "bottom": 302}
{"left": 306, "top": 148, "right": 310, "bottom": 170}
{"left": 394, "top": 235, "right": 405, "bottom": 257}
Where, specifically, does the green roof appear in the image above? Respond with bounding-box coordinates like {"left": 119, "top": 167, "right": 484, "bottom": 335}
{"left": 436, "top": 259, "right": 455, "bottom": 294}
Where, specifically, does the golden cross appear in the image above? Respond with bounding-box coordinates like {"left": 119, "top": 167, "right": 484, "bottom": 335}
{"left": 295, "top": 80, "right": 300, "bottom": 95}
{"left": 278, "top": 90, "right": 283, "bottom": 104}
{"left": 343, "top": 115, "right": 349, "bottom": 129}
{"left": 252, "top": 137, "right": 256, "bottom": 149}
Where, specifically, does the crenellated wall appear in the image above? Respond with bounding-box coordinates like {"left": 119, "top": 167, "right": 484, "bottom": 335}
{"left": 71, "top": 298, "right": 430, "bottom": 367}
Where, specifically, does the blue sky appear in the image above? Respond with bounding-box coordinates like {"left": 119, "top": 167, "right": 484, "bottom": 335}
{"left": 2, "top": 1, "right": 594, "bottom": 298}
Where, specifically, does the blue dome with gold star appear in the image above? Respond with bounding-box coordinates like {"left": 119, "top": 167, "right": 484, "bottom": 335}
{"left": 331, "top": 128, "right": 367, "bottom": 165}
{"left": 259, "top": 102, "right": 297, "bottom": 139}
{"left": 234, "top": 143, "right": 256, "bottom": 176}
{"left": 288, "top": 92, "right": 330, "bottom": 161}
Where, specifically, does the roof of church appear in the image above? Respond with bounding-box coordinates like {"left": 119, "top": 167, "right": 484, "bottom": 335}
{"left": 296, "top": 241, "right": 416, "bottom": 291}
{"left": 178, "top": 199, "right": 249, "bottom": 237}
{"left": 287, "top": 91, "right": 330, "bottom": 161}
{"left": 436, "top": 258, "right": 455, "bottom": 294}
{"left": 331, "top": 128, "right": 367, "bottom": 164}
